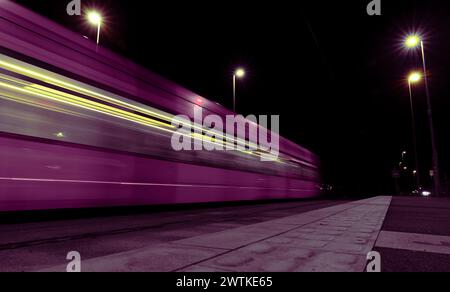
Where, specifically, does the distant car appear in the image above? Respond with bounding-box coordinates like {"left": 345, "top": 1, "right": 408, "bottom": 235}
{"left": 411, "top": 187, "right": 431, "bottom": 197}
{"left": 319, "top": 184, "right": 334, "bottom": 193}
{"left": 421, "top": 190, "right": 432, "bottom": 197}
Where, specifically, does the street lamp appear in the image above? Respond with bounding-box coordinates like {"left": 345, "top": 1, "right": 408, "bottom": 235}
{"left": 233, "top": 68, "right": 245, "bottom": 112}
{"left": 404, "top": 34, "right": 441, "bottom": 195}
{"left": 408, "top": 72, "right": 421, "bottom": 84}
{"left": 407, "top": 71, "right": 422, "bottom": 190}
{"left": 405, "top": 35, "right": 421, "bottom": 49}
{"left": 86, "top": 10, "right": 102, "bottom": 48}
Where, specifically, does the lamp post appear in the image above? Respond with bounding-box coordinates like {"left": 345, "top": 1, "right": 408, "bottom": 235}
{"left": 405, "top": 35, "right": 441, "bottom": 196}
{"left": 407, "top": 71, "right": 422, "bottom": 190}
{"left": 86, "top": 11, "right": 102, "bottom": 50}
{"left": 233, "top": 68, "right": 245, "bottom": 113}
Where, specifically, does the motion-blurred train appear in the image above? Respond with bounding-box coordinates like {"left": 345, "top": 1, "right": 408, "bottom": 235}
{"left": 0, "top": 1, "right": 321, "bottom": 212}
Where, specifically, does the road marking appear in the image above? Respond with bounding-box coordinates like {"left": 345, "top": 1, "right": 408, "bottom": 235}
{"left": 375, "top": 231, "right": 450, "bottom": 255}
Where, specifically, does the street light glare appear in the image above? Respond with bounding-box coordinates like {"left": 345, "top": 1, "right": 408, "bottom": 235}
{"left": 405, "top": 35, "right": 421, "bottom": 48}
{"left": 87, "top": 11, "right": 102, "bottom": 25}
{"left": 86, "top": 10, "right": 103, "bottom": 46}
{"left": 408, "top": 72, "right": 422, "bottom": 84}
{"left": 235, "top": 69, "right": 245, "bottom": 78}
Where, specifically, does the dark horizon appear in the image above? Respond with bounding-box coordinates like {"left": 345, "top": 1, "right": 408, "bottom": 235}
{"left": 11, "top": 0, "right": 450, "bottom": 195}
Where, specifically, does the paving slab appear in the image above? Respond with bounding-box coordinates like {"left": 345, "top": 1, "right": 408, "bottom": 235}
{"left": 39, "top": 243, "right": 226, "bottom": 272}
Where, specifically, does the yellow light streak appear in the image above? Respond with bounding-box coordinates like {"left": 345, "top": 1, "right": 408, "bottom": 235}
{"left": 0, "top": 56, "right": 297, "bottom": 165}
{"left": 0, "top": 57, "right": 261, "bottom": 151}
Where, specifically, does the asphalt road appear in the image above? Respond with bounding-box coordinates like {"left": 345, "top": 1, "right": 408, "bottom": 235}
{"left": 375, "top": 196, "right": 450, "bottom": 272}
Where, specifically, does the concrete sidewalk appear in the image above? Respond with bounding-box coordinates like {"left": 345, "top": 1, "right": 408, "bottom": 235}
{"left": 40, "top": 196, "right": 392, "bottom": 272}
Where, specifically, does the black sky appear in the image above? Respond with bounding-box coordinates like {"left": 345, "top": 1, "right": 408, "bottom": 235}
{"left": 12, "top": 0, "right": 450, "bottom": 194}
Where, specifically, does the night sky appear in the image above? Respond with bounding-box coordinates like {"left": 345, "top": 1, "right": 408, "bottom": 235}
{"left": 12, "top": 0, "right": 450, "bottom": 195}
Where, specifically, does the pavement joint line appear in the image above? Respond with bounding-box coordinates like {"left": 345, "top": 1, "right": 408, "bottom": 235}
{"left": 174, "top": 244, "right": 231, "bottom": 252}
{"left": 173, "top": 197, "right": 392, "bottom": 272}
{"left": 0, "top": 220, "right": 189, "bottom": 251}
